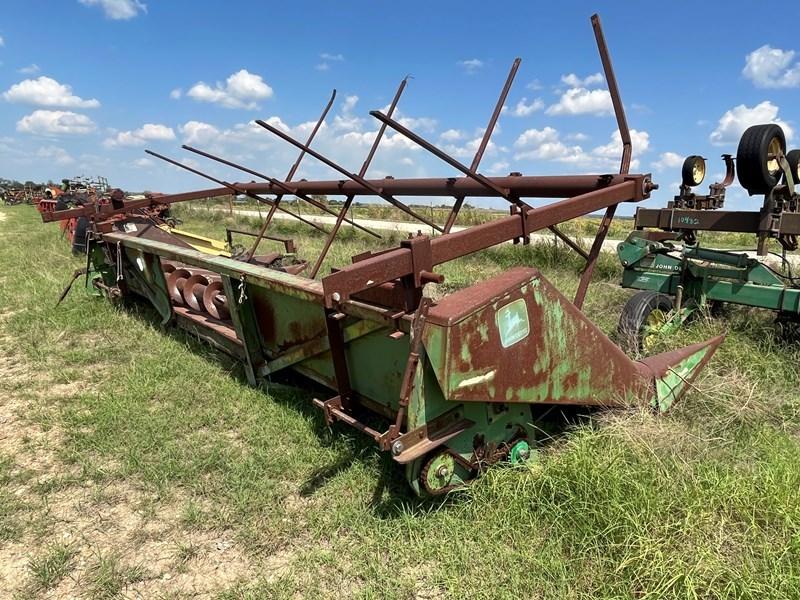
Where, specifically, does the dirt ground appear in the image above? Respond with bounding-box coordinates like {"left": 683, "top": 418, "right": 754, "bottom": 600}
{"left": 0, "top": 308, "right": 273, "bottom": 598}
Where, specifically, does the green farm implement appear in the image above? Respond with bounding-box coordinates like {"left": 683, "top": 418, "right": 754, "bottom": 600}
{"left": 617, "top": 123, "right": 800, "bottom": 350}
{"left": 42, "top": 15, "right": 723, "bottom": 495}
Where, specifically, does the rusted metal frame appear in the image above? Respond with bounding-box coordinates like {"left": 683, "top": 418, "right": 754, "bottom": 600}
{"left": 172, "top": 307, "right": 246, "bottom": 360}
{"left": 238, "top": 173, "right": 632, "bottom": 197}
{"left": 370, "top": 110, "right": 599, "bottom": 257}
{"left": 259, "top": 318, "right": 385, "bottom": 376}
{"left": 245, "top": 89, "right": 336, "bottom": 259}
{"left": 545, "top": 224, "right": 591, "bottom": 260}
{"left": 443, "top": 58, "right": 522, "bottom": 232}
{"left": 635, "top": 207, "right": 800, "bottom": 236}
{"left": 309, "top": 78, "right": 410, "bottom": 278}
{"left": 573, "top": 13, "right": 634, "bottom": 309}
{"left": 181, "top": 145, "right": 382, "bottom": 240}
{"left": 370, "top": 110, "right": 515, "bottom": 203}
{"left": 220, "top": 274, "right": 266, "bottom": 385}
{"left": 255, "top": 119, "right": 444, "bottom": 232}
{"left": 43, "top": 174, "right": 639, "bottom": 225}
{"left": 322, "top": 309, "right": 355, "bottom": 412}
{"left": 225, "top": 227, "right": 296, "bottom": 254}
{"left": 321, "top": 178, "right": 643, "bottom": 306}
{"left": 144, "top": 149, "right": 329, "bottom": 234}
{"left": 378, "top": 297, "right": 431, "bottom": 450}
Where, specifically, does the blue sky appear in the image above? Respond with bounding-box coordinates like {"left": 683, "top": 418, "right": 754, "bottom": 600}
{"left": 1, "top": 0, "right": 799, "bottom": 213}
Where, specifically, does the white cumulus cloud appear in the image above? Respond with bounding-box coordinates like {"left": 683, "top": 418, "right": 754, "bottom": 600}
{"left": 510, "top": 97, "right": 544, "bottom": 117}
{"left": 546, "top": 87, "right": 612, "bottom": 116}
{"left": 458, "top": 59, "right": 484, "bottom": 74}
{"left": 652, "top": 151, "right": 684, "bottom": 171}
{"left": 743, "top": 45, "right": 800, "bottom": 88}
{"left": 3, "top": 76, "right": 100, "bottom": 108}
{"left": 105, "top": 123, "right": 175, "bottom": 147}
{"left": 710, "top": 101, "right": 793, "bottom": 146}
{"left": 180, "top": 121, "right": 220, "bottom": 146}
{"left": 17, "top": 110, "right": 96, "bottom": 136}
{"left": 560, "top": 72, "right": 604, "bottom": 88}
{"left": 37, "top": 145, "right": 75, "bottom": 165}
{"left": 78, "top": 0, "right": 147, "bottom": 20}
{"left": 514, "top": 126, "right": 649, "bottom": 169}
{"left": 187, "top": 69, "right": 273, "bottom": 109}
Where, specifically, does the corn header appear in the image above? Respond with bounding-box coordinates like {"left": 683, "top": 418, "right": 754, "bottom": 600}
{"left": 41, "top": 14, "right": 722, "bottom": 495}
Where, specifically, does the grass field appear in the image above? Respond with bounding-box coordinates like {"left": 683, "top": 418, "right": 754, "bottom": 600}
{"left": 2, "top": 204, "right": 800, "bottom": 598}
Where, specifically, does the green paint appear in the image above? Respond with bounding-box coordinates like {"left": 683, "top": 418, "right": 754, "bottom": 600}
{"left": 652, "top": 346, "right": 710, "bottom": 412}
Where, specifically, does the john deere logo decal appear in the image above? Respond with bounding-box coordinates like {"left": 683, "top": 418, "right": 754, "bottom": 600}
{"left": 496, "top": 298, "right": 530, "bottom": 348}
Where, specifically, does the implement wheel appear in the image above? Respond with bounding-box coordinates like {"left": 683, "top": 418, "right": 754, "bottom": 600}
{"left": 618, "top": 291, "right": 674, "bottom": 354}
{"left": 785, "top": 149, "right": 800, "bottom": 186}
{"left": 681, "top": 155, "right": 706, "bottom": 187}
{"left": 737, "top": 124, "right": 786, "bottom": 195}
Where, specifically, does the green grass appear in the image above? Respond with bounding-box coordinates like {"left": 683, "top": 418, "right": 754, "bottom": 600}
{"left": 26, "top": 543, "right": 76, "bottom": 592}
{"left": 2, "top": 205, "right": 800, "bottom": 598}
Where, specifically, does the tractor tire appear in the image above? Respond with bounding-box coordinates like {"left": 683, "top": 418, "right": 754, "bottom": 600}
{"left": 737, "top": 124, "right": 786, "bottom": 195}
{"left": 785, "top": 149, "right": 800, "bottom": 186}
{"left": 617, "top": 291, "right": 674, "bottom": 354}
{"left": 55, "top": 197, "right": 70, "bottom": 211}
{"left": 71, "top": 216, "right": 89, "bottom": 256}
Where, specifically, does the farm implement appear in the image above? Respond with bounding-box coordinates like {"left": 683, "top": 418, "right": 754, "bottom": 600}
{"left": 617, "top": 124, "right": 800, "bottom": 350}
{"left": 41, "top": 15, "right": 722, "bottom": 495}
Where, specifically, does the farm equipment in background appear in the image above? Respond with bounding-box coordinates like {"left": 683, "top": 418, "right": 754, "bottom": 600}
{"left": 41, "top": 14, "right": 723, "bottom": 495}
{"left": 36, "top": 177, "right": 149, "bottom": 255}
{"left": 616, "top": 124, "right": 800, "bottom": 350}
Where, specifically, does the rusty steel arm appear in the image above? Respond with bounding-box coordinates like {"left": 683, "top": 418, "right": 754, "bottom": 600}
{"left": 40, "top": 174, "right": 640, "bottom": 224}
{"left": 445, "top": 58, "right": 521, "bottom": 232}
{"left": 144, "top": 150, "right": 329, "bottom": 234}
{"left": 247, "top": 88, "right": 337, "bottom": 258}
{"left": 181, "top": 144, "right": 382, "bottom": 239}
{"left": 321, "top": 176, "right": 649, "bottom": 307}
{"left": 370, "top": 108, "right": 588, "bottom": 254}
{"left": 310, "top": 76, "right": 410, "bottom": 278}
{"left": 255, "top": 119, "right": 444, "bottom": 232}
{"left": 573, "top": 13, "right": 637, "bottom": 309}
{"left": 370, "top": 110, "right": 515, "bottom": 203}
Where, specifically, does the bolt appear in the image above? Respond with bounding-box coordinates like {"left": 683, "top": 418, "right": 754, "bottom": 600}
{"left": 436, "top": 464, "right": 450, "bottom": 479}
{"left": 391, "top": 441, "right": 404, "bottom": 456}
{"left": 331, "top": 292, "right": 341, "bottom": 302}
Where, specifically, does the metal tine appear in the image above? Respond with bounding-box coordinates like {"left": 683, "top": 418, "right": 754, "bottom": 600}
{"left": 369, "top": 110, "right": 515, "bottom": 203}
{"left": 255, "top": 119, "right": 444, "bottom": 232}
{"left": 444, "top": 58, "right": 521, "bottom": 233}
{"left": 182, "top": 145, "right": 382, "bottom": 240}
{"left": 573, "top": 12, "right": 631, "bottom": 309}
{"left": 372, "top": 75, "right": 589, "bottom": 260}
{"left": 144, "top": 149, "right": 329, "bottom": 235}
{"left": 247, "top": 88, "right": 337, "bottom": 259}
{"left": 309, "top": 76, "right": 410, "bottom": 278}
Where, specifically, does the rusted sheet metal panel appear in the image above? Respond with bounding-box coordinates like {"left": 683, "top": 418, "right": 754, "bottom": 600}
{"left": 423, "top": 267, "right": 647, "bottom": 406}
{"left": 106, "top": 232, "right": 323, "bottom": 301}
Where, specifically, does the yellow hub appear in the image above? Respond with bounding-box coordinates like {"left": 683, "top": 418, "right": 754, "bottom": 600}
{"left": 767, "top": 136, "right": 782, "bottom": 176}
{"left": 691, "top": 157, "right": 705, "bottom": 185}
{"left": 642, "top": 308, "right": 668, "bottom": 352}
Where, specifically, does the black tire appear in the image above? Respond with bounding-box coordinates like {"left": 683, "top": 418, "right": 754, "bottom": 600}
{"left": 71, "top": 217, "right": 89, "bottom": 256}
{"left": 737, "top": 124, "right": 786, "bottom": 195}
{"left": 55, "top": 197, "right": 70, "bottom": 211}
{"left": 617, "top": 291, "right": 674, "bottom": 354}
{"left": 785, "top": 149, "right": 800, "bottom": 186}
{"left": 681, "top": 155, "right": 705, "bottom": 187}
